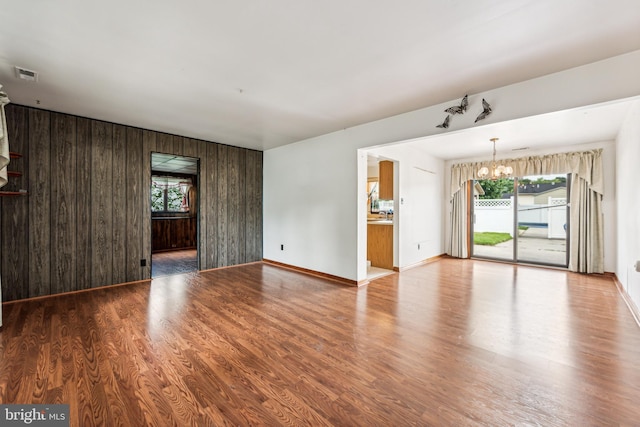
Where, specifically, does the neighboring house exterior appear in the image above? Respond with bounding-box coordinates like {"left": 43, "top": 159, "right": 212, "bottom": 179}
{"left": 503, "top": 183, "right": 567, "bottom": 205}
{"left": 473, "top": 182, "right": 485, "bottom": 199}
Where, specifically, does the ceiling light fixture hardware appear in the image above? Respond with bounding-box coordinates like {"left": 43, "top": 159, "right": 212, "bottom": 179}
{"left": 477, "top": 138, "right": 513, "bottom": 180}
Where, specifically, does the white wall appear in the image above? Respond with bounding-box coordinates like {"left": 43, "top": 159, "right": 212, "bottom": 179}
{"left": 263, "top": 51, "right": 640, "bottom": 282}
{"left": 616, "top": 101, "right": 640, "bottom": 310}
{"left": 444, "top": 140, "right": 618, "bottom": 272}
{"left": 263, "top": 138, "right": 359, "bottom": 280}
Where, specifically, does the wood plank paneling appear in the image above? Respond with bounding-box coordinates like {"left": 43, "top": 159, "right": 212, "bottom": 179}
{"left": 1, "top": 105, "right": 263, "bottom": 302}
{"left": 175, "top": 217, "right": 196, "bottom": 249}
{"left": 196, "top": 140, "right": 209, "bottom": 269}
{"left": 141, "top": 130, "right": 155, "bottom": 280}
{"left": 1, "top": 105, "right": 29, "bottom": 301}
{"left": 151, "top": 218, "right": 196, "bottom": 252}
{"left": 238, "top": 149, "right": 247, "bottom": 262}
{"left": 112, "top": 124, "right": 127, "bottom": 284}
{"left": 152, "top": 219, "right": 172, "bottom": 251}
{"left": 226, "top": 146, "right": 243, "bottom": 265}
{"left": 125, "top": 128, "right": 143, "bottom": 282}
{"left": 245, "top": 149, "right": 262, "bottom": 262}
{"left": 216, "top": 144, "right": 228, "bottom": 267}
{"left": 28, "top": 109, "right": 51, "bottom": 297}
{"left": 76, "top": 118, "right": 92, "bottom": 290}
{"left": 182, "top": 138, "right": 199, "bottom": 158}
{"left": 51, "top": 112, "right": 77, "bottom": 294}
{"left": 183, "top": 139, "right": 201, "bottom": 270}
{"left": 156, "top": 133, "right": 173, "bottom": 154}
{"left": 255, "top": 152, "right": 263, "bottom": 261}
{"left": 91, "top": 121, "right": 113, "bottom": 288}
{"left": 172, "top": 135, "right": 184, "bottom": 156}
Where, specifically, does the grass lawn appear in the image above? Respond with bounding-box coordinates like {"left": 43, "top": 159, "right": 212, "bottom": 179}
{"left": 474, "top": 232, "right": 512, "bottom": 246}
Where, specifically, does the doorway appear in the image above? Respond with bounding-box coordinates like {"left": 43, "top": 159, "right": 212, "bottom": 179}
{"left": 150, "top": 153, "right": 200, "bottom": 278}
{"left": 366, "top": 156, "right": 396, "bottom": 280}
{"left": 471, "top": 174, "right": 569, "bottom": 267}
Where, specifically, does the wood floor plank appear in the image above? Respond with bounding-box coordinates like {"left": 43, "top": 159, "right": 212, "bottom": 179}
{"left": 1, "top": 259, "right": 640, "bottom": 426}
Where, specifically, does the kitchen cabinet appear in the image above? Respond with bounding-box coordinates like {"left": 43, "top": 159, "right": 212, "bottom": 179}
{"left": 367, "top": 222, "right": 393, "bottom": 269}
{"left": 379, "top": 160, "right": 393, "bottom": 200}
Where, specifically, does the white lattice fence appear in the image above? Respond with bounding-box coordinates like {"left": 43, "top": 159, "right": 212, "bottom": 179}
{"left": 475, "top": 199, "right": 512, "bottom": 207}
{"left": 474, "top": 198, "right": 514, "bottom": 236}
{"left": 548, "top": 197, "right": 567, "bottom": 238}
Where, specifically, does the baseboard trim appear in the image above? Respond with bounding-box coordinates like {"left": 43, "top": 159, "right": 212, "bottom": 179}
{"left": 612, "top": 273, "right": 640, "bottom": 328}
{"left": 262, "top": 259, "right": 360, "bottom": 287}
{"left": 1, "top": 278, "right": 152, "bottom": 305}
{"left": 198, "top": 261, "right": 263, "bottom": 273}
{"left": 393, "top": 254, "right": 447, "bottom": 272}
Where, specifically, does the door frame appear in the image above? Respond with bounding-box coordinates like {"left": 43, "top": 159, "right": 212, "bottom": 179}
{"left": 149, "top": 152, "right": 201, "bottom": 277}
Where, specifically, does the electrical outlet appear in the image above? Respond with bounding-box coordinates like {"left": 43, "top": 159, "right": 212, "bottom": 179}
{"left": 635, "top": 260, "right": 640, "bottom": 272}
{"left": 140, "top": 259, "right": 147, "bottom": 267}
{"left": 418, "top": 243, "right": 421, "bottom": 250}
{"left": 281, "top": 244, "right": 284, "bottom": 251}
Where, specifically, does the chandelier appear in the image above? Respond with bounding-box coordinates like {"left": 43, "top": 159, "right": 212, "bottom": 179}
{"left": 477, "top": 138, "right": 513, "bottom": 179}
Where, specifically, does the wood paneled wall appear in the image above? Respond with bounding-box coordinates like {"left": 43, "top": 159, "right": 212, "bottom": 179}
{"left": 0, "top": 105, "right": 263, "bottom": 302}
{"left": 152, "top": 218, "right": 198, "bottom": 252}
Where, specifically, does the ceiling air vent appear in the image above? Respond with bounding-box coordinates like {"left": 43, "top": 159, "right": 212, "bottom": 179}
{"left": 15, "top": 66, "right": 39, "bottom": 82}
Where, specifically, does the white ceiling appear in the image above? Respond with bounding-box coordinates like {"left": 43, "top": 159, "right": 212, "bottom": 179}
{"left": 1, "top": 0, "right": 639, "bottom": 152}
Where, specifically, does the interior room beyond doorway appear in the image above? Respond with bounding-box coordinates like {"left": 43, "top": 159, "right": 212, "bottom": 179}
{"left": 151, "top": 152, "right": 200, "bottom": 278}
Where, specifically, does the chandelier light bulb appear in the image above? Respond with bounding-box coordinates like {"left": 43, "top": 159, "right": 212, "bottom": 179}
{"left": 477, "top": 138, "right": 512, "bottom": 180}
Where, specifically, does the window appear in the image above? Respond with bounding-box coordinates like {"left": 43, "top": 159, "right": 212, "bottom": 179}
{"left": 151, "top": 176, "right": 192, "bottom": 213}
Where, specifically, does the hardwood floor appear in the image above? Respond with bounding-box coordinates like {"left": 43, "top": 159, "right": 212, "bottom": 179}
{"left": 1, "top": 258, "right": 639, "bottom": 426}
{"left": 151, "top": 249, "right": 198, "bottom": 278}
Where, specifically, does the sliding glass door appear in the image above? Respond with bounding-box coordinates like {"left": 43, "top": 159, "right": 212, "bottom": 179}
{"left": 472, "top": 178, "right": 515, "bottom": 261}
{"left": 472, "top": 175, "right": 569, "bottom": 268}
{"left": 515, "top": 175, "right": 569, "bottom": 266}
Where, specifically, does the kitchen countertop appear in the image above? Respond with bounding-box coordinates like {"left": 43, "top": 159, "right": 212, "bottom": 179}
{"left": 367, "top": 220, "right": 393, "bottom": 225}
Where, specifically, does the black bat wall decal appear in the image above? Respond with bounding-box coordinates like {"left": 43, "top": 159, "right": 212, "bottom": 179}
{"left": 436, "top": 115, "right": 450, "bottom": 129}
{"left": 475, "top": 99, "right": 492, "bottom": 122}
{"left": 445, "top": 94, "right": 468, "bottom": 115}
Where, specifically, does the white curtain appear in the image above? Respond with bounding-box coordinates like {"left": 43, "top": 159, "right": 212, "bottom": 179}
{"left": 179, "top": 182, "right": 191, "bottom": 211}
{"left": 0, "top": 85, "right": 11, "bottom": 328}
{"left": 448, "top": 181, "right": 468, "bottom": 258}
{"left": 570, "top": 176, "right": 604, "bottom": 273}
{"left": 449, "top": 149, "right": 604, "bottom": 273}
